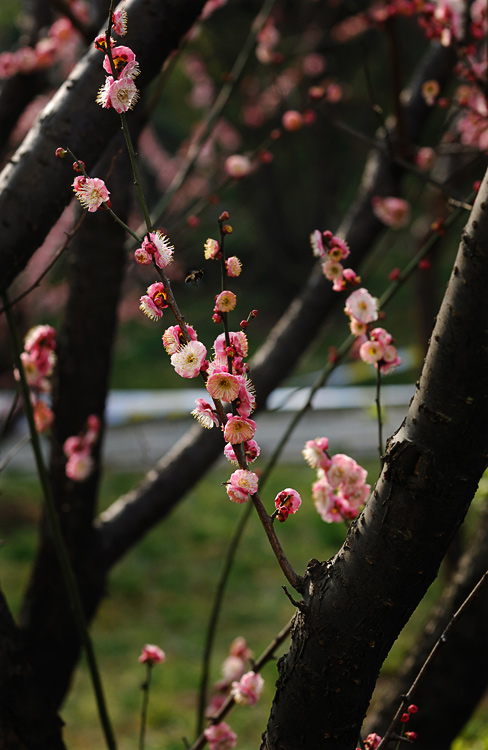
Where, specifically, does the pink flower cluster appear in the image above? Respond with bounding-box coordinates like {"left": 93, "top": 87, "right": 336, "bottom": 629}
{"left": 95, "top": 14, "right": 140, "bottom": 114}
{"left": 226, "top": 469, "right": 258, "bottom": 504}
{"left": 312, "top": 226, "right": 401, "bottom": 376}
{"left": 303, "top": 438, "right": 370, "bottom": 523}
{"left": 15, "top": 325, "right": 57, "bottom": 433}
{"left": 310, "top": 230, "right": 360, "bottom": 291}
{"left": 0, "top": 12, "right": 84, "bottom": 80}
{"left": 204, "top": 637, "right": 252, "bottom": 748}
{"left": 63, "top": 414, "right": 100, "bottom": 482}
{"left": 138, "top": 643, "right": 166, "bottom": 666}
{"left": 134, "top": 231, "right": 174, "bottom": 269}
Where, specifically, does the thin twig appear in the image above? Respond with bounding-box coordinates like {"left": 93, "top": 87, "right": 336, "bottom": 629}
{"left": 377, "top": 570, "right": 488, "bottom": 749}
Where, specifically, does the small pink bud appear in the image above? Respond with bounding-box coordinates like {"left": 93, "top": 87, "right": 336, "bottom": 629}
{"left": 303, "top": 108, "right": 317, "bottom": 125}
{"left": 418, "top": 258, "right": 430, "bottom": 271}
{"left": 400, "top": 713, "right": 410, "bottom": 723}
{"left": 259, "top": 150, "right": 273, "bottom": 164}
{"left": 55, "top": 147, "right": 67, "bottom": 159}
{"left": 219, "top": 211, "right": 230, "bottom": 221}
{"left": 282, "top": 109, "right": 303, "bottom": 132}
{"left": 405, "top": 731, "right": 417, "bottom": 741}
{"left": 270, "top": 128, "right": 281, "bottom": 140}
{"left": 212, "top": 312, "right": 222, "bottom": 324}
{"left": 73, "top": 160, "right": 85, "bottom": 173}
{"left": 250, "top": 309, "right": 258, "bottom": 318}
{"left": 187, "top": 214, "right": 200, "bottom": 228}
{"left": 388, "top": 267, "right": 401, "bottom": 281}
{"left": 222, "top": 224, "right": 233, "bottom": 234}
{"left": 308, "top": 85, "right": 325, "bottom": 100}
{"left": 408, "top": 704, "right": 418, "bottom": 714}
{"left": 240, "top": 320, "right": 248, "bottom": 329}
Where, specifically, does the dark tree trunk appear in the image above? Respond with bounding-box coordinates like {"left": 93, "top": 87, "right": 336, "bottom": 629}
{"left": 0, "top": 587, "right": 65, "bottom": 750}
{"left": 365, "top": 501, "right": 488, "bottom": 749}
{"left": 260, "top": 166, "right": 488, "bottom": 749}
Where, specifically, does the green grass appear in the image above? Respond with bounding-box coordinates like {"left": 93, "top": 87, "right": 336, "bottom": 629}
{"left": 0, "top": 462, "right": 486, "bottom": 748}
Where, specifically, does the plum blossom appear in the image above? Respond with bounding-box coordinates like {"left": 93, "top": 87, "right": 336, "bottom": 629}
{"left": 302, "top": 437, "right": 331, "bottom": 470}
{"left": 225, "top": 256, "right": 242, "bottom": 277}
{"left": 223, "top": 415, "right": 256, "bottom": 444}
{"left": 204, "top": 238, "right": 221, "bottom": 259}
{"left": 421, "top": 79, "right": 440, "bottom": 106}
{"left": 139, "top": 282, "right": 169, "bottom": 320}
{"left": 162, "top": 324, "right": 198, "bottom": 355}
{"left": 230, "top": 670, "right": 264, "bottom": 705}
{"left": 206, "top": 371, "right": 240, "bottom": 401}
{"left": 97, "top": 75, "right": 139, "bottom": 113}
{"left": 135, "top": 231, "right": 174, "bottom": 268}
{"left": 371, "top": 196, "right": 410, "bottom": 229}
{"left": 226, "top": 469, "right": 259, "bottom": 503}
{"left": 225, "top": 154, "right": 252, "bottom": 178}
{"left": 112, "top": 9, "right": 128, "bottom": 36}
{"left": 282, "top": 110, "right": 303, "bottom": 131}
{"left": 215, "top": 290, "right": 237, "bottom": 313}
{"left": 359, "top": 327, "right": 401, "bottom": 375}
{"left": 171, "top": 340, "right": 207, "bottom": 378}
{"left": 191, "top": 398, "right": 219, "bottom": 429}
{"left": 274, "top": 488, "right": 302, "bottom": 522}
{"left": 72, "top": 176, "right": 110, "bottom": 212}
{"left": 138, "top": 644, "right": 166, "bottom": 665}
{"left": 204, "top": 722, "right": 237, "bottom": 750}
{"left": 63, "top": 414, "right": 100, "bottom": 482}
{"left": 224, "top": 438, "right": 260, "bottom": 464}
{"left": 344, "top": 288, "right": 378, "bottom": 324}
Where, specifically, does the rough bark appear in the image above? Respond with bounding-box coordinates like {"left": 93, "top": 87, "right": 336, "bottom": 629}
{"left": 260, "top": 165, "right": 488, "bottom": 749}
{"left": 365, "top": 501, "right": 488, "bottom": 749}
{"left": 0, "top": 587, "right": 65, "bottom": 750}
{"left": 0, "top": 0, "right": 206, "bottom": 293}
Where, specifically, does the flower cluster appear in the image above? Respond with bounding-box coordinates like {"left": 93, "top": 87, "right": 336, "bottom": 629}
{"left": 15, "top": 325, "right": 57, "bottom": 433}
{"left": 303, "top": 437, "right": 370, "bottom": 523}
{"left": 95, "top": 10, "right": 140, "bottom": 114}
{"left": 310, "top": 230, "right": 360, "bottom": 291}
{"left": 311, "top": 227, "right": 401, "bottom": 376}
{"left": 63, "top": 414, "right": 100, "bottom": 482}
{"left": 204, "top": 637, "right": 255, "bottom": 749}
{"left": 134, "top": 231, "right": 174, "bottom": 269}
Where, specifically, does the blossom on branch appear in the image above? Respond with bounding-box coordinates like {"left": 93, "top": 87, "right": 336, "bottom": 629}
{"left": 223, "top": 415, "right": 256, "bottom": 444}
{"left": 230, "top": 670, "right": 264, "bottom": 705}
{"left": 274, "top": 488, "right": 302, "bottom": 522}
{"left": 170, "top": 340, "right": 207, "bottom": 378}
{"left": 139, "top": 282, "right": 169, "bottom": 320}
{"left": 226, "top": 469, "right": 259, "bottom": 503}
{"left": 204, "top": 721, "right": 237, "bottom": 750}
{"left": 138, "top": 644, "right": 166, "bottom": 666}
{"left": 72, "top": 175, "right": 110, "bottom": 212}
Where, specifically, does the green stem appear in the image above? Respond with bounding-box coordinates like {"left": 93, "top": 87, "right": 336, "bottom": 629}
{"left": 139, "top": 663, "right": 152, "bottom": 750}
{"left": 3, "top": 292, "right": 117, "bottom": 750}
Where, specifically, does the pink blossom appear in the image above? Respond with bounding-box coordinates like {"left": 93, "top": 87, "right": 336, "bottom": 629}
{"left": 344, "top": 288, "right": 378, "bottom": 324}
{"left": 33, "top": 400, "right": 54, "bottom": 433}
{"left": 135, "top": 231, "right": 174, "bottom": 269}
{"left": 302, "top": 437, "right": 331, "bottom": 470}
{"left": 106, "top": 76, "right": 139, "bottom": 112}
{"left": 310, "top": 230, "right": 325, "bottom": 259}
{"left": 274, "top": 488, "right": 302, "bottom": 522}
{"left": 226, "top": 469, "right": 258, "bottom": 503}
{"left": 162, "top": 324, "right": 197, "bottom": 355}
{"left": 204, "top": 722, "right": 237, "bottom": 750}
{"left": 138, "top": 644, "right": 166, "bottom": 665}
{"left": 224, "top": 439, "right": 260, "bottom": 464}
{"left": 221, "top": 655, "right": 246, "bottom": 682}
{"left": 225, "top": 256, "right": 242, "bottom": 277}
{"left": 206, "top": 371, "right": 240, "bottom": 402}
{"left": 215, "top": 290, "right": 237, "bottom": 313}
{"left": 365, "top": 733, "right": 382, "bottom": 750}
{"left": 235, "top": 377, "right": 255, "bottom": 418}
{"left": 72, "top": 176, "right": 110, "bottom": 212}
{"left": 224, "top": 415, "right": 256, "bottom": 444}
{"left": 112, "top": 9, "right": 128, "bottom": 36}
{"left": 359, "top": 339, "right": 384, "bottom": 364}
{"left": 171, "top": 340, "right": 207, "bottom": 378}
{"left": 282, "top": 110, "right": 303, "bottom": 132}
{"left": 322, "top": 259, "right": 344, "bottom": 287}
{"left": 225, "top": 154, "right": 252, "bottom": 179}
{"left": 65, "top": 450, "right": 94, "bottom": 482}
{"left": 230, "top": 670, "right": 264, "bottom": 705}
{"left": 139, "top": 282, "right": 168, "bottom": 321}
{"left": 371, "top": 196, "right": 410, "bottom": 229}
{"left": 214, "top": 331, "right": 248, "bottom": 358}
{"left": 191, "top": 398, "right": 219, "bottom": 429}
{"left": 229, "top": 636, "right": 252, "bottom": 660}
{"left": 103, "top": 45, "right": 136, "bottom": 76}
{"left": 415, "top": 147, "right": 436, "bottom": 171}
{"left": 204, "top": 238, "right": 220, "bottom": 259}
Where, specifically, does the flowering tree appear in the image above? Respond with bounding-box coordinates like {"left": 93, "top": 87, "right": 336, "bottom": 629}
{"left": 1, "top": 1, "right": 488, "bottom": 749}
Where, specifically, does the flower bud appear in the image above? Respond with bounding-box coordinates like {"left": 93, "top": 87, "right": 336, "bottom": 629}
{"left": 219, "top": 211, "right": 230, "bottom": 222}
{"left": 222, "top": 224, "right": 233, "bottom": 234}
{"left": 55, "top": 147, "right": 67, "bottom": 159}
